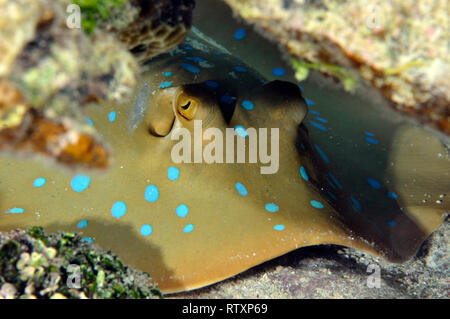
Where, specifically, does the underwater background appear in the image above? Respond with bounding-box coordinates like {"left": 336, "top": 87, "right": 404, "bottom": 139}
{"left": 0, "top": 0, "right": 448, "bottom": 298}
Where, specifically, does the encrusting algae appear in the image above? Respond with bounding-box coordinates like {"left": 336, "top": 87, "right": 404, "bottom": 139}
{"left": 0, "top": 227, "right": 162, "bottom": 299}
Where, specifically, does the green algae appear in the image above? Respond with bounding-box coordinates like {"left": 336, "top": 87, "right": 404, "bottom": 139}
{"left": 292, "top": 59, "right": 357, "bottom": 91}
{"left": 27, "top": 226, "right": 49, "bottom": 245}
{"left": 73, "top": 0, "right": 127, "bottom": 34}
{"left": 0, "top": 227, "right": 162, "bottom": 299}
{"left": 385, "top": 61, "right": 429, "bottom": 76}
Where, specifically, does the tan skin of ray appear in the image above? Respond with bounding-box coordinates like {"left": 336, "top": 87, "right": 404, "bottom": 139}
{"left": 0, "top": 33, "right": 447, "bottom": 292}
{"left": 386, "top": 126, "right": 449, "bottom": 232}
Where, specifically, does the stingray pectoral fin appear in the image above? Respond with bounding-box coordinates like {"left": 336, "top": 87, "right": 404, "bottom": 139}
{"left": 146, "top": 87, "right": 177, "bottom": 137}
{"left": 232, "top": 80, "right": 308, "bottom": 139}
{"left": 387, "top": 125, "right": 449, "bottom": 233}
{"left": 294, "top": 123, "right": 438, "bottom": 262}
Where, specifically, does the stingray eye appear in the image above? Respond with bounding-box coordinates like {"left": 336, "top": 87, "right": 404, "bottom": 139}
{"left": 181, "top": 101, "right": 191, "bottom": 110}
{"left": 176, "top": 92, "right": 198, "bottom": 120}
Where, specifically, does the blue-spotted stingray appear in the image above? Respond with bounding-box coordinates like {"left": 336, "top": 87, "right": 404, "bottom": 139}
{"left": 0, "top": 30, "right": 449, "bottom": 293}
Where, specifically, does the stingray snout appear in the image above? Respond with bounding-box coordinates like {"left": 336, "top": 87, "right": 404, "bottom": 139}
{"left": 146, "top": 87, "right": 178, "bottom": 137}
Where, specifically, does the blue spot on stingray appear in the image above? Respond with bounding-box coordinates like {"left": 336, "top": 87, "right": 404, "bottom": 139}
{"left": 5, "top": 207, "right": 24, "bottom": 214}
{"left": 214, "top": 52, "right": 223, "bottom": 56}
{"left": 163, "top": 72, "right": 173, "bottom": 77}
{"left": 305, "top": 98, "right": 315, "bottom": 106}
{"left": 234, "top": 66, "right": 247, "bottom": 73}
{"left": 365, "top": 137, "right": 379, "bottom": 145}
{"left": 205, "top": 80, "right": 219, "bottom": 88}
{"left": 184, "top": 224, "right": 194, "bottom": 233}
{"left": 309, "top": 110, "right": 320, "bottom": 116}
{"left": 33, "top": 177, "right": 46, "bottom": 188}
{"left": 181, "top": 63, "right": 200, "bottom": 74}
{"left": 234, "top": 125, "right": 248, "bottom": 138}
{"left": 140, "top": 224, "right": 153, "bottom": 236}
{"left": 71, "top": 175, "right": 91, "bottom": 192}
{"left": 77, "top": 220, "right": 88, "bottom": 229}
{"left": 272, "top": 67, "right": 286, "bottom": 77}
{"left": 221, "top": 93, "right": 236, "bottom": 104}
{"left": 183, "top": 45, "right": 193, "bottom": 51}
{"left": 234, "top": 28, "right": 246, "bottom": 40}
{"left": 111, "top": 201, "right": 127, "bottom": 218}
{"left": 327, "top": 191, "right": 337, "bottom": 201}
{"left": 329, "top": 173, "right": 343, "bottom": 189}
{"left": 367, "top": 178, "right": 382, "bottom": 189}
{"left": 298, "top": 85, "right": 304, "bottom": 91}
{"left": 265, "top": 203, "right": 279, "bottom": 213}
{"left": 86, "top": 117, "right": 94, "bottom": 126}
{"left": 351, "top": 197, "right": 362, "bottom": 212}
{"left": 235, "top": 182, "right": 248, "bottom": 196}
{"left": 274, "top": 224, "right": 285, "bottom": 231}
{"left": 108, "top": 111, "right": 117, "bottom": 122}
{"left": 159, "top": 81, "right": 173, "bottom": 88}
{"left": 185, "top": 56, "right": 205, "bottom": 63}
{"left": 314, "top": 144, "right": 330, "bottom": 163}
{"left": 387, "top": 220, "right": 397, "bottom": 227}
{"left": 315, "top": 117, "right": 328, "bottom": 124}
{"left": 241, "top": 100, "right": 254, "bottom": 111}
{"left": 364, "top": 131, "right": 375, "bottom": 137}
{"left": 310, "top": 200, "right": 324, "bottom": 209}
{"left": 168, "top": 166, "right": 180, "bottom": 181}
{"left": 309, "top": 120, "right": 327, "bottom": 131}
{"left": 82, "top": 237, "right": 94, "bottom": 244}
{"left": 145, "top": 184, "right": 159, "bottom": 203}
{"left": 387, "top": 191, "right": 398, "bottom": 199}
{"left": 299, "top": 166, "right": 309, "bottom": 181}
{"left": 326, "top": 177, "right": 337, "bottom": 190}
{"left": 176, "top": 204, "right": 189, "bottom": 218}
